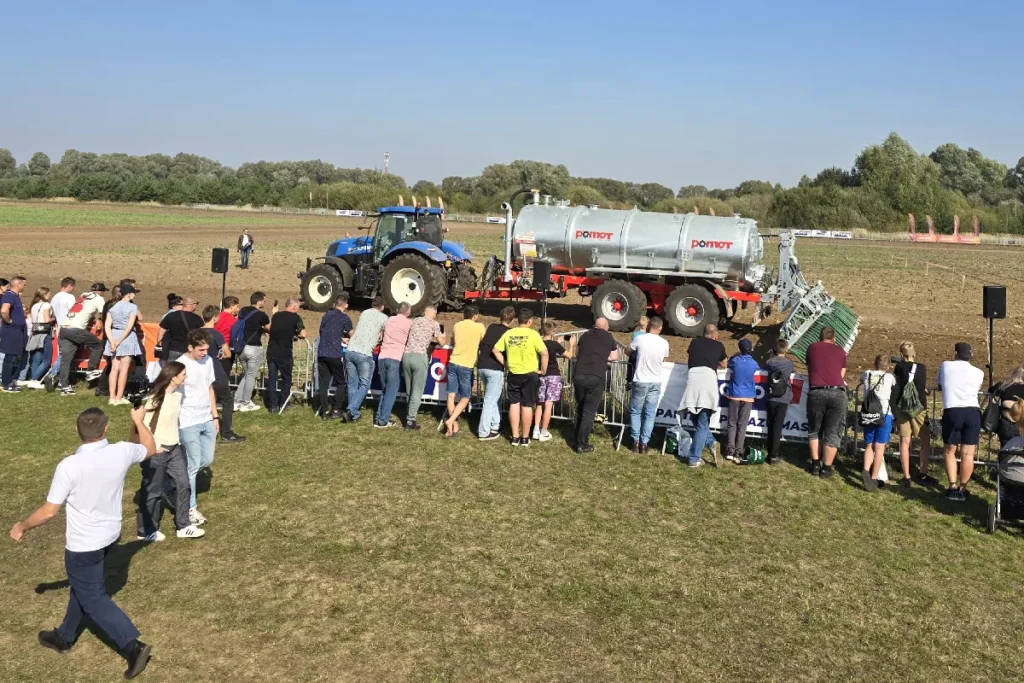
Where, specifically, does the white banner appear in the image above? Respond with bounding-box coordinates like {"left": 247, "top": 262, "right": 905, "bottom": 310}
{"left": 485, "top": 216, "right": 507, "bottom": 224}
{"left": 335, "top": 210, "right": 365, "bottom": 217}
{"left": 653, "top": 364, "right": 810, "bottom": 441}
{"left": 790, "top": 229, "right": 852, "bottom": 240}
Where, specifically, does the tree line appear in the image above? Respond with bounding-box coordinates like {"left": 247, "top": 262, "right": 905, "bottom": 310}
{"left": 2, "top": 134, "right": 1023, "bottom": 233}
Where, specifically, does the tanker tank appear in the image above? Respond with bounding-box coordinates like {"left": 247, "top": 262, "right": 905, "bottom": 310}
{"left": 509, "top": 204, "right": 766, "bottom": 290}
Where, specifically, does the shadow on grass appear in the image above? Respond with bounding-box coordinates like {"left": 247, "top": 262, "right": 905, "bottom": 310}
{"left": 33, "top": 539, "right": 150, "bottom": 654}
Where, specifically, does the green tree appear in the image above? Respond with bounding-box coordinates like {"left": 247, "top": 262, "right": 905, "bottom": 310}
{"left": 677, "top": 184, "right": 708, "bottom": 198}
{"left": 0, "top": 149, "right": 14, "bottom": 178}
{"left": 734, "top": 180, "right": 774, "bottom": 196}
{"left": 28, "top": 152, "right": 51, "bottom": 176}
{"left": 854, "top": 133, "right": 946, "bottom": 217}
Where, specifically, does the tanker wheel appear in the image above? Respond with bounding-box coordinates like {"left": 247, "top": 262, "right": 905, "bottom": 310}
{"left": 665, "top": 284, "right": 720, "bottom": 337}
{"left": 300, "top": 264, "right": 343, "bottom": 312}
{"left": 382, "top": 254, "right": 445, "bottom": 315}
{"left": 591, "top": 280, "right": 646, "bottom": 332}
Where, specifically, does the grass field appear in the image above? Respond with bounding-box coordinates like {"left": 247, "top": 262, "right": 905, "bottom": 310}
{"left": 2, "top": 201, "right": 1024, "bottom": 682}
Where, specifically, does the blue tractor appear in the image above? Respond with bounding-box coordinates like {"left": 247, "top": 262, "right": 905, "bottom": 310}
{"left": 298, "top": 206, "right": 478, "bottom": 314}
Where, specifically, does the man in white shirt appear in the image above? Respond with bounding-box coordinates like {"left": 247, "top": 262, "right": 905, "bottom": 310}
{"left": 56, "top": 282, "right": 107, "bottom": 395}
{"left": 237, "top": 229, "right": 254, "bottom": 269}
{"left": 9, "top": 406, "right": 157, "bottom": 679}
{"left": 178, "top": 329, "right": 220, "bottom": 526}
{"left": 45, "top": 277, "right": 77, "bottom": 386}
{"left": 628, "top": 316, "right": 670, "bottom": 454}
{"left": 936, "top": 342, "right": 985, "bottom": 501}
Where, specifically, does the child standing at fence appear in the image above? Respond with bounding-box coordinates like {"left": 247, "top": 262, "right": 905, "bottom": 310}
{"left": 860, "top": 355, "right": 896, "bottom": 492}
{"left": 533, "top": 322, "right": 572, "bottom": 443}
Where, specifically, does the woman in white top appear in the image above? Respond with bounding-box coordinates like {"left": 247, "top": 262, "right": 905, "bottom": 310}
{"left": 859, "top": 355, "right": 896, "bottom": 492}
{"left": 135, "top": 361, "right": 205, "bottom": 541}
{"left": 25, "top": 287, "right": 54, "bottom": 387}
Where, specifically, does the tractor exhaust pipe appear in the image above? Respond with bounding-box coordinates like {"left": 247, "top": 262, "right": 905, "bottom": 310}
{"left": 501, "top": 201, "right": 514, "bottom": 281}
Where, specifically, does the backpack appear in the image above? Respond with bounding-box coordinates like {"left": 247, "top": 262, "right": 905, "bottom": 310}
{"left": 859, "top": 374, "right": 885, "bottom": 427}
{"left": 769, "top": 368, "right": 788, "bottom": 398}
{"left": 895, "top": 364, "right": 925, "bottom": 419}
{"left": 230, "top": 310, "right": 260, "bottom": 354}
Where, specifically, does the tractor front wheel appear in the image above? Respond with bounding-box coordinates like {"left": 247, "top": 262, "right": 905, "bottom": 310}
{"left": 381, "top": 254, "right": 445, "bottom": 315}
{"left": 300, "top": 264, "right": 344, "bottom": 312}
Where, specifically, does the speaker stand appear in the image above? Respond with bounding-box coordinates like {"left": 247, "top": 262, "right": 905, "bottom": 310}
{"left": 987, "top": 316, "right": 994, "bottom": 391}
{"left": 220, "top": 270, "right": 227, "bottom": 312}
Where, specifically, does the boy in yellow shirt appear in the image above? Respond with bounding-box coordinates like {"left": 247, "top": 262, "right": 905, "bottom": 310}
{"left": 493, "top": 308, "right": 548, "bottom": 446}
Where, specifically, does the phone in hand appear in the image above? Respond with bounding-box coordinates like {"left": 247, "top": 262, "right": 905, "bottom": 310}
{"left": 273, "top": 299, "right": 278, "bottom": 308}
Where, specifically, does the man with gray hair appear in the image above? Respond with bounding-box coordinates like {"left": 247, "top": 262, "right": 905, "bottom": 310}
{"left": 401, "top": 305, "right": 446, "bottom": 430}
{"left": 681, "top": 323, "right": 727, "bottom": 468}
{"left": 266, "top": 298, "right": 306, "bottom": 413}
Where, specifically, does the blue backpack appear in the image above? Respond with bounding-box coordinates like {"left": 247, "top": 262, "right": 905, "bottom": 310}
{"left": 229, "top": 310, "right": 260, "bottom": 354}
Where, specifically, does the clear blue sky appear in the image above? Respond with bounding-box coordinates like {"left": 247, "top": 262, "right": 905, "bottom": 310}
{"left": 2, "top": 0, "right": 1020, "bottom": 189}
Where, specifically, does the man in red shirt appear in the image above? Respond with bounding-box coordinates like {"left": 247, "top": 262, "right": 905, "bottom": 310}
{"left": 214, "top": 296, "right": 240, "bottom": 376}
{"left": 804, "top": 327, "right": 847, "bottom": 478}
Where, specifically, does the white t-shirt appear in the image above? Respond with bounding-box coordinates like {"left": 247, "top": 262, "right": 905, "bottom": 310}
{"left": 61, "top": 292, "right": 105, "bottom": 330}
{"left": 178, "top": 355, "right": 216, "bottom": 429}
{"left": 46, "top": 439, "right": 148, "bottom": 552}
{"left": 861, "top": 370, "right": 896, "bottom": 416}
{"left": 31, "top": 301, "right": 52, "bottom": 325}
{"left": 937, "top": 360, "right": 984, "bottom": 409}
{"left": 50, "top": 291, "right": 75, "bottom": 331}
{"left": 241, "top": 234, "right": 251, "bottom": 248}
{"left": 630, "top": 333, "right": 670, "bottom": 384}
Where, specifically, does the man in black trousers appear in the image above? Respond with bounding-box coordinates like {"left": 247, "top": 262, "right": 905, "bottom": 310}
{"left": 9, "top": 407, "right": 158, "bottom": 679}
{"left": 571, "top": 318, "right": 619, "bottom": 453}
{"left": 317, "top": 293, "right": 353, "bottom": 419}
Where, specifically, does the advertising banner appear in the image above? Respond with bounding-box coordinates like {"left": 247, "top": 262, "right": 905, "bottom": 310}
{"left": 653, "top": 363, "right": 810, "bottom": 441}
{"left": 368, "top": 346, "right": 451, "bottom": 401}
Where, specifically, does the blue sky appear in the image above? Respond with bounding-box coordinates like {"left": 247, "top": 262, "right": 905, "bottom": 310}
{"left": 2, "top": 0, "right": 1020, "bottom": 189}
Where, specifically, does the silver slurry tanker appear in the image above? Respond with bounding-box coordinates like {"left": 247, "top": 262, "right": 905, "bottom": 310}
{"left": 493, "top": 192, "right": 860, "bottom": 357}
{"left": 506, "top": 202, "right": 766, "bottom": 288}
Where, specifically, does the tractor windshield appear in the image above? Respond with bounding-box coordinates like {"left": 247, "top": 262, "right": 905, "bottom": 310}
{"left": 373, "top": 212, "right": 443, "bottom": 261}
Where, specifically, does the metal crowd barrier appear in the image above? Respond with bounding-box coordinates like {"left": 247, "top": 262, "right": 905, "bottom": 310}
{"left": 226, "top": 338, "right": 313, "bottom": 415}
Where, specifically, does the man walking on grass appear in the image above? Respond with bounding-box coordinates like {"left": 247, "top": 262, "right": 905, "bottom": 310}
{"left": 493, "top": 308, "right": 548, "bottom": 447}
{"left": 628, "top": 316, "right": 669, "bottom": 454}
{"left": 9, "top": 407, "right": 158, "bottom": 679}
{"left": 344, "top": 296, "right": 388, "bottom": 423}
{"left": 178, "top": 329, "right": 220, "bottom": 527}
{"left": 317, "top": 293, "right": 353, "bottom": 420}
{"left": 571, "top": 317, "right": 618, "bottom": 453}
{"left": 937, "top": 342, "right": 985, "bottom": 501}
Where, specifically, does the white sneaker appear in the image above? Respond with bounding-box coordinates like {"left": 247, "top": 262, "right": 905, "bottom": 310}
{"left": 532, "top": 428, "right": 541, "bottom": 440}
{"left": 247, "top": 401, "right": 261, "bottom": 412}
{"left": 84, "top": 370, "right": 103, "bottom": 381}
{"left": 538, "top": 430, "right": 553, "bottom": 442}
{"left": 233, "top": 402, "right": 245, "bottom": 412}
{"left": 176, "top": 525, "right": 206, "bottom": 539}
{"left": 16, "top": 380, "right": 31, "bottom": 387}
{"left": 25, "top": 380, "right": 45, "bottom": 390}
{"left": 137, "top": 530, "right": 166, "bottom": 542}
{"left": 188, "top": 508, "right": 208, "bottom": 526}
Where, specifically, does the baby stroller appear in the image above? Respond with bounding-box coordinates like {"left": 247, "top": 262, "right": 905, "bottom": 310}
{"left": 987, "top": 436, "right": 1024, "bottom": 533}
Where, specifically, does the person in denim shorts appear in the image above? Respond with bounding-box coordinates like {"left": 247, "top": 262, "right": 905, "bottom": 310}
{"left": 443, "top": 306, "right": 486, "bottom": 437}
{"left": 533, "top": 321, "right": 571, "bottom": 443}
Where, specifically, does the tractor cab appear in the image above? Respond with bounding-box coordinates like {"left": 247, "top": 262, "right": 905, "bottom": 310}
{"left": 371, "top": 207, "right": 444, "bottom": 264}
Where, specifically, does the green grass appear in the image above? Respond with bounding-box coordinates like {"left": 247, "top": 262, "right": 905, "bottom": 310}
{"left": 0, "top": 204, "right": 336, "bottom": 229}
{"left": 2, "top": 391, "right": 1023, "bottom": 682}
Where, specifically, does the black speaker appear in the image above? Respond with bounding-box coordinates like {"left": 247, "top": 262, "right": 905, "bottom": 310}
{"left": 533, "top": 260, "right": 552, "bottom": 291}
{"left": 211, "top": 248, "right": 229, "bottom": 274}
{"left": 983, "top": 285, "right": 1006, "bottom": 319}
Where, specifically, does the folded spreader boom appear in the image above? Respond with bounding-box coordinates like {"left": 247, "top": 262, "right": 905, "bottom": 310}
{"left": 762, "top": 232, "right": 861, "bottom": 362}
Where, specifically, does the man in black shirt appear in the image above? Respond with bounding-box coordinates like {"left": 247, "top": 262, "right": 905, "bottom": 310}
{"left": 266, "top": 298, "right": 306, "bottom": 413}
{"left": 233, "top": 292, "right": 275, "bottom": 412}
{"left": 158, "top": 297, "right": 203, "bottom": 362}
{"left": 571, "top": 318, "right": 619, "bottom": 453}
{"left": 201, "top": 306, "right": 245, "bottom": 443}
{"left": 476, "top": 306, "right": 516, "bottom": 440}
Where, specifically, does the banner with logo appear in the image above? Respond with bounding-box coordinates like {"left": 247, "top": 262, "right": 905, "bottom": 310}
{"left": 367, "top": 346, "right": 451, "bottom": 401}
{"left": 652, "top": 363, "right": 810, "bottom": 441}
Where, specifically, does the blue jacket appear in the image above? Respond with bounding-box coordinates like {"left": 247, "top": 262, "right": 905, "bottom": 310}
{"left": 727, "top": 353, "right": 760, "bottom": 400}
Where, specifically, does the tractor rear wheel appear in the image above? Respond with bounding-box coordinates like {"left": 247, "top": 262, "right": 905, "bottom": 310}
{"left": 591, "top": 280, "right": 646, "bottom": 332}
{"left": 300, "top": 264, "right": 344, "bottom": 312}
{"left": 382, "top": 254, "right": 445, "bottom": 315}
{"left": 665, "top": 284, "right": 719, "bottom": 337}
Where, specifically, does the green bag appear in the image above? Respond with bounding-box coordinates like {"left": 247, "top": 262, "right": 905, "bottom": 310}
{"left": 745, "top": 446, "right": 766, "bottom": 465}
{"left": 896, "top": 363, "right": 925, "bottom": 419}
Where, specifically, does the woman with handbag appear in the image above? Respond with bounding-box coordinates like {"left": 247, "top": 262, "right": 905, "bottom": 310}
{"left": 25, "top": 287, "right": 55, "bottom": 388}
{"left": 859, "top": 355, "right": 896, "bottom": 492}
{"left": 134, "top": 362, "right": 205, "bottom": 541}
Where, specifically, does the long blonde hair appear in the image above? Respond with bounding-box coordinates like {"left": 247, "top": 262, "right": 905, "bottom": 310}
{"left": 1010, "top": 399, "right": 1024, "bottom": 437}
{"left": 30, "top": 287, "right": 51, "bottom": 308}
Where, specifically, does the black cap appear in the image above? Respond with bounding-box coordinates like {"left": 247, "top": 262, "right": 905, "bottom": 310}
{"left": 90, "top": 282, "right": 108, "bottom": 292}
{"left": 954, "top": 342, "right": 972, "bottom": 360}
{"left": 121, "top": 283, "right": 138, "bottom": 295}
